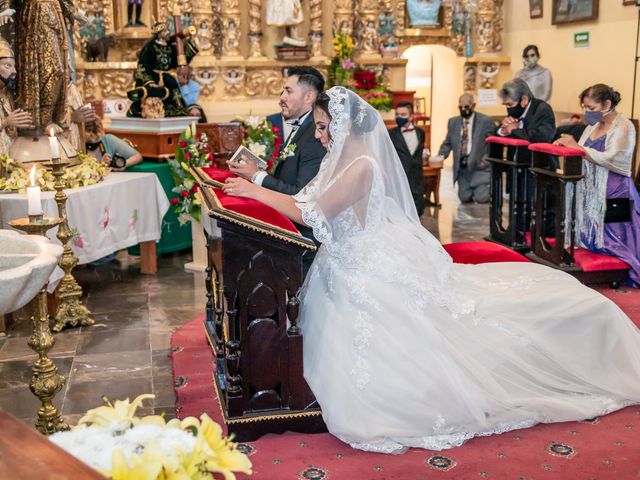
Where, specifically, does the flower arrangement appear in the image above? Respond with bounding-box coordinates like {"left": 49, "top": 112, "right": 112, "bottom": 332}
{"left": 328, "top": 33, "right": 393, "bottom": 112}
{"left": 0, "top": 153, "right": 108, "bottom": 192}
{"left": 168, "top": 128, "right": 214, "bottom": 224}
{"left": 49, "top": 394, "right": 252, "bottom": 480}
{"left": 240, "top": 115, "right": 281, "bottom": 174}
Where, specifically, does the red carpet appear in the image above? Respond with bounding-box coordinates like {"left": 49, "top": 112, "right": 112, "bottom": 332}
{"left": 171, "top": 287, "right": 640, "bottom": 479}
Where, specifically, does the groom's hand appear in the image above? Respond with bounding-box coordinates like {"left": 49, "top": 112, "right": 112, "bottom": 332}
{"left": 227, "top": 158, "right": 258, "bottom": 180}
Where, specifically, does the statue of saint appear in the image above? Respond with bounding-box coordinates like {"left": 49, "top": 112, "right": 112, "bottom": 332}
{"left": 407, "top": 0, "right": 442, "bottom": 28}
{"left": 0, "top": 0, "right": 84, "bottom": 131}
{"left": 127, "top": 0, "right": 145, "bottom": 27}
{"left": 0, "top": 35, "right": 32, "bottom": 154}
{"left": 266, "top": 0, "right": 305, "bottom": 47}
{"left": 127, "top": 19, "right": 199, "bottom": 118}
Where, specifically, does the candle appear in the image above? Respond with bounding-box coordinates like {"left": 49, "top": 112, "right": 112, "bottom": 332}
{"left": 48, "top": 129, "right": 60, "bottom": 159}
{"left": 191, "top": 121, "right": 197, "bottom": 138}
{"left": 26, "top": 166, "right": 42, "bottom": 216}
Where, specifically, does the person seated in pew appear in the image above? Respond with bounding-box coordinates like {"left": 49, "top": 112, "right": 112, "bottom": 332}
{"left": 85, "top": 118, "right": 143, "bottom": 172}
{"left": 554, "top": 83, "right": 640, "bottom": 287}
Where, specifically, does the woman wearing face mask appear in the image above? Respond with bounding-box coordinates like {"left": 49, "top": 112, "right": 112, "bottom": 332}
{"left": 85, "top": 118, "right": 143, "bottom": 172}
{"left": 555, "top": 84, "right": 639, "bottom": 287}
{"left": 514, "top": 45, "right": 552, "bottom": 102}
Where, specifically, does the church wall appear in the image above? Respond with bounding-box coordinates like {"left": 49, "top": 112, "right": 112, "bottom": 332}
{"left": 501, "top": 0, "right": 637, "bottom": 117}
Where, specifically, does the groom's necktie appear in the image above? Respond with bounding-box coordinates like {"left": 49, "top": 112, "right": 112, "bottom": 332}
{"left": 280, "top": 119, "right": 301, "bottom": 154}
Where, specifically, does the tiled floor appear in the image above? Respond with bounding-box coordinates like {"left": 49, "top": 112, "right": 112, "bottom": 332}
{"left": 0, "top": 165, "right": 488, "bottom": 427}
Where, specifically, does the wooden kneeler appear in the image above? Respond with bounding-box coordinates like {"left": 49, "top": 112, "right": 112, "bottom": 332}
{"left": 484, "top": 136, "right": 532, "bottom": 252}
{"left": 526, "top": 143, "right": 629, "bottom": 286}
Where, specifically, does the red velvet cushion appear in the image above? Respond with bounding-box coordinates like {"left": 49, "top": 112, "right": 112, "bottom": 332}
{"left": 574, "top": 248, "right": 629, "bottom": 272}
{"left": 211, "top": 188, "right": 300, "bottom": 235}
{"left": 443, "top": 241, "right": 531, "bottom": 264}
{"left": 528, "top": 143, "right": 584, "bottom": 157}
{"left": 485, "top": 136, "right": 531, "bottom": 147}
{"left": 201, "top": 166, "right": 237, "bottom": 185}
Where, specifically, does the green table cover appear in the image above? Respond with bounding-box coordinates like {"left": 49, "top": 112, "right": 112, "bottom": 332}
{"left": 126, "top": 161, "right": 192, "bottom": 255}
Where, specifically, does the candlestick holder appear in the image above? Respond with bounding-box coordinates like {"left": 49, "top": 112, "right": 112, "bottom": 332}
{"left": 8, "top": 215, "right": 69, "bottom": 434}
{"left": 42, "top": 159, "right": 94, "bottom": 332}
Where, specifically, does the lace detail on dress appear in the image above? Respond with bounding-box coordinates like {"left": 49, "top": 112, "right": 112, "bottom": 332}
{"left": 350, "top": 311, "right": 374, "bottom": 390}
{"left": 296, "top": 201, "right": 332, "bottom": 244}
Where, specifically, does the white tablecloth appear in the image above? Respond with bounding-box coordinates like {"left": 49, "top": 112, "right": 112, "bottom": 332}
{"left": 0, "top": 172, "right": 170, "bottom": 264}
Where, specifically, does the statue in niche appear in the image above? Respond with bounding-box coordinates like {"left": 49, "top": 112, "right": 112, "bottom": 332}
{"left": 223, "top": 18, "right": 239, "bottom": 56}
{"left": 266, "top": 0, "right": 305, "bottom": 47}
{"left": 378, "top": 11, "right": 398, "bottom": 57}
{"left": 360, "top": 19, "right": 378, "bottom": 53}
{"left": 126, "top": 19, "right": 199, "bottom": 117}
{"left": 127, "top": 0, "right": 146, "bottom": 27}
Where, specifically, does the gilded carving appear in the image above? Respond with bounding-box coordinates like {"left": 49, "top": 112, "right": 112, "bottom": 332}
{"left": 354, "top": 0, "right": 380, "bottom": 56}
{"left": 245, "top": 70, "right": 284, "bottom": 96}
{"left": 478, "top": 62, "right": 499, "bottom": 89}
{"left": 463, "top": 63, "right": 477, "bottom": 91}
{"left": 333, "top": 0, "right": 354, "bottom": 36}
{"left": 222, "top": 67, "right": 245, "bottom": 96}
{"left": 98, "top": 71, "right": 135, "bottom": 98}
{"left": 82, "top": 72, "right": 99, "bottom": 102}
{"left": 248, "top": 0, "right": 264, "bottom": 58}
{"left": 475, "top": 0, "right": 501, "bottom": 54}
{"left": 308, "top": 0, "right": 323, "bottom": 58}
{"left": 194, "top": 68, "right": 219, "bottom": 96}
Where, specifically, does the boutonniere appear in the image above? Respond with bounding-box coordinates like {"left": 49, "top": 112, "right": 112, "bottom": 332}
{"left": 280, "top": 142, "right": 297, "bottom": 160}
{"left": 266, "top": 143, "right": 297, "bottom": 175}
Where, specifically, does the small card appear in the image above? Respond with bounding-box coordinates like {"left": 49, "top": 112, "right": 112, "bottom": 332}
{"left": 229, "top": 145, "right": 268, "bottom": 170}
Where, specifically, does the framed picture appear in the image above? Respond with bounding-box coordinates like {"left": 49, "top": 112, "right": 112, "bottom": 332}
{"left": 406, "top": 0, "right": 443, "bottom": 28}
{"left": 529, "top": 0, "right": 543, "bottom": 18}
{"left": 623, "top": 0, "right": 637, "bottom": 5}
{"left": 552, "top": 0, "right": 598, "bottom": 25}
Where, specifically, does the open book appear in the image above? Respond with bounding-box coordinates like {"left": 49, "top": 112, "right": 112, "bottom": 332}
{"left": 229, "top": 145, "right": 268, "bottom": 171}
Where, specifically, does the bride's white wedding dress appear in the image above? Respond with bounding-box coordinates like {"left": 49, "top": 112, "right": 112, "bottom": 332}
{"left": 292, "top": 87, "right": 640, "bottom": 454}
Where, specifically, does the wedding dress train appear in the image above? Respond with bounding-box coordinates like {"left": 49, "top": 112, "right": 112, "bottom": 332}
{"left": 293, "top": 87, "right": 640, "bottom": 453}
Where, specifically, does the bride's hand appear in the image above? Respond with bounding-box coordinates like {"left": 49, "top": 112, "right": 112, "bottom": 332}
{"left": 223, "top": 177, "right": 257, "bottom": 199}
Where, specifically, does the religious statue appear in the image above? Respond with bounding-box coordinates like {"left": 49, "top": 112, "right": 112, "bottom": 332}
{"left": 360, "top": 19, "right": 378, "bottom": 54}
{"left": 378, "top": 11, "right": 398, "bottom": 57}
{"left": 0, "top": 0, "right": 84, "bottom": 132}
{"left": 127, "top": 0, "right": 145, "bottom": 27}
{"left": 223, "top": 18, "right": 240, "bottom": 56}
{"left": 126, "top": 17, "right": 199, "bottom": 118}
{"left": 266, "top": 0, "right": 305, "bottom": 47}
{"left": 0, "top": 35, "right": 32, "bottom": 155}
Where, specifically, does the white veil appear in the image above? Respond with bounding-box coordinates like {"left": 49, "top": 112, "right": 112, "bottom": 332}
{"left": 294, "top": 87, "right": 457, "bottom": 303}
{"left": 293, "top": 87, "right": 420, "bottom": 239}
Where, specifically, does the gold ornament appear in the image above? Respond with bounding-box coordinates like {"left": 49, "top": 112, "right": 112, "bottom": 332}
{"left": 0, "top": 35, "right": 13, "bottom": 58}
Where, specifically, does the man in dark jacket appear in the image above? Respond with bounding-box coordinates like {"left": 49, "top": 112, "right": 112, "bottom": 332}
{"left": 228, "top": 66, "right": 326, "bottom": 272}
{"left": 497, "top": 78, "right": 555, "bottom": 143}
{"left": 389, "top": 101, "right": 426, "bottom": 216}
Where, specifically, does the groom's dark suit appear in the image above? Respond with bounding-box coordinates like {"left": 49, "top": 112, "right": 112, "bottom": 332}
{"left": 260, "top": 111, "right": 326, "bottom": 271}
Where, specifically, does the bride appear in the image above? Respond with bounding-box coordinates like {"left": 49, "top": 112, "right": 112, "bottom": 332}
{"left": 223, "top": 87, "right": 640, "bottom": 454}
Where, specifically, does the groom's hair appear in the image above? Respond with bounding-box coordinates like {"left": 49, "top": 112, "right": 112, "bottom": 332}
{"left": 286, "top": 66, "right": 325, "bottom": 94}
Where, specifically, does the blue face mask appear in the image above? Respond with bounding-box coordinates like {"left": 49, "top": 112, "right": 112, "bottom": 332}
{"left": 395, "top": 117, "right": 409, "bottom": 128}
{"left": 584, "top": 110, "right": 607, "bottom": 126}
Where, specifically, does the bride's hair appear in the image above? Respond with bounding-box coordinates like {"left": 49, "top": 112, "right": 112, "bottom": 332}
{"left": 314, "top": 91, "right": 331, "bottom": 118}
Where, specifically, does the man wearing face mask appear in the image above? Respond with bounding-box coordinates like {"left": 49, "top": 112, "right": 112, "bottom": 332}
{"left": 389, "top": 101, "right": 426, "bottom": 215}
{"left": 0, "top": 36, "right": 32, "bottom": 155}
{"left": 435, "top": 93, "right": 495, "bottom": 203}
{"left": 497, "top": 78, "right": 555, "bottom": 144}
{"left": 515, "top": 45, "right": 552, "bottom": 103}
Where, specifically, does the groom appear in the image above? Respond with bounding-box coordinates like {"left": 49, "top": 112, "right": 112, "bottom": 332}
{"left": 228, "top": 66, "right": 326, "bottom": 270}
